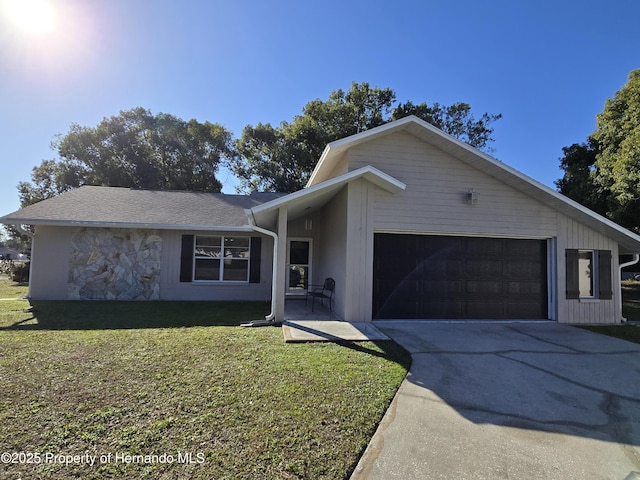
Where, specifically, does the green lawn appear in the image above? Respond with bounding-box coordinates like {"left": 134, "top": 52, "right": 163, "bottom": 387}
{"left": 581, "top": 280, "right": 640, "bottom": 344}
{"left": 0, "top": 276, "right": 27, "bottom": 299}
{"left": 0, "top": 278, "right": 410, "bottom": 479}
{"left": 622, "top": 279, "right": 640, "bottom": 322}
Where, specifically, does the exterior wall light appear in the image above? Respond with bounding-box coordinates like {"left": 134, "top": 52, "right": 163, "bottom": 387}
{"left": 467, "top": 189, "right": 479, "bottom": 205}
{"left": 304, "top": 207, "right": 313, "bottom": 231}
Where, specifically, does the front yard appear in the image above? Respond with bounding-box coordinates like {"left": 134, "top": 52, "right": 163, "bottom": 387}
{"left": 622, "top": 279, "right": 640, "bottom": 322}
{"left": 583, "top": 279, "right": 640, "bottom": 344}
{"left": 0, "top": 278, "right": 410, "bottom": 479}
{"left": 3, "top": 276, "right": 637, "bottom": 480}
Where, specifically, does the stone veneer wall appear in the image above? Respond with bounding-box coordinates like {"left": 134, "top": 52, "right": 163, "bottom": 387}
{"left": 68, "top": 228, "right": 162, "bottom": 300}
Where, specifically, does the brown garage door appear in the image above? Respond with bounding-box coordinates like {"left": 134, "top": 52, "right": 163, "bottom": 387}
{"left": 373, "top": 234, "right": 548, "bottom": 320}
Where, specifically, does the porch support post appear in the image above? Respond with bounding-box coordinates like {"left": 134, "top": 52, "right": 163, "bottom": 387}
{"left": 345, "top": 179, "right": 375, "bottom": 322}
{"left": 275, "top": 206, "right": 288, "bottom": 321}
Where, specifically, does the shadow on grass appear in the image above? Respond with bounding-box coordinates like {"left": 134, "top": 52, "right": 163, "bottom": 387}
{"left": 1, "top": 301, "right": 271, "bottom": 330}
{"left": 335, "top": 339, "right": 412, "bottom": 366}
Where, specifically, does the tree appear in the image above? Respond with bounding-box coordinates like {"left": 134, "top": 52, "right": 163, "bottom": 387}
{"left": 391, "top": 101, "right": 502, "bottom": 151}
{"left": 232, "top": 83, "right": 397, "bottom": 192}
{"left": 591, "top": 69, "right": 640, "bottom": 232}
{"left": 554, "top": 139, "right": 609, "bottom": 215}
{"left": 230, "top": 82, "right": 502, "bottom": 193}
{"left": 233, "top": 122, "right": 313, "bottom": 193}
{"left": 0, "top": 226, "right": 30, "bottom": 254}
{"left": 18, "top": 108, "right": 234, "bottom": 207}
{"left": 556, "top": 69, "right": 640, "bottom": 232}
{"left": 17, "top": 159, "right": 71, "bottom": 207}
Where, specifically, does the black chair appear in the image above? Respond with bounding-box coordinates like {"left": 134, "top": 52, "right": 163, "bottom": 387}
{"left": 306, "top": 277, "right": 335, "bottom": 313}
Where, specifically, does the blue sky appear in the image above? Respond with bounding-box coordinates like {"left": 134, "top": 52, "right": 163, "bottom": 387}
{"left": 1, "top": 0, "right": 639, "bottom": 217}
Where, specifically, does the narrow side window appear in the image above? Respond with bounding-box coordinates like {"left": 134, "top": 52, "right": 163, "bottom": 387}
{"left": 577, "top": 250, "right": 595, "bottom": 298}
{"left": 567, "top": 249, "right": 612, "bottom": 300}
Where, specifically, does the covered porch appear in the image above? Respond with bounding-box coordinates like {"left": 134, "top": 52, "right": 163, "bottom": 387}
{"left": 245, "top": 166, "right": 407, "bottom": 324}
{"left": 284, "top": 294, "right": 337, "bottom": 321}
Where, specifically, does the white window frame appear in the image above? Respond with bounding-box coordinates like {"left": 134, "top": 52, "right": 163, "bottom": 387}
{"left": 193, "top": 235, "right": 250, "bottom": 283}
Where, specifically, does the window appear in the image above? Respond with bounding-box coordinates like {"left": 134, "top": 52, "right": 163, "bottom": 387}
{"left": 180, "top": 235, "right": 261, "bottom": 284}
{"left": 578, "top": 250, "right": 595, "bottom": 298}
{"left": 194, "top": 236, "right": 250, "bottom": 282}
{"left": 565, "top": 249, "right": 612, "bottom": 300}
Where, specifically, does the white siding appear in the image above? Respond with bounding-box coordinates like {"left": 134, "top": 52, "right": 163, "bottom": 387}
{"left": 30, "top": 225, "right": 74, "bottom": 300}
{"left": 339, "top": 130, "right": 623, "bottom": 324}
{"left": 556, "top": 214, "right": 620, "bottom": 324}
{"left": 326, "top": 153, "right": 349, "bottom": 181}
{"left": 30, "top": 227, "right": 272, "bottom": 302}
{"left": 316, "top": 186, "right": 348, "bottom": 319}
{"left": 344, "top": 179, "right": 375, "bottom": 321}
{"left": 348, "top": 131, "right": 558, "bottom": 237}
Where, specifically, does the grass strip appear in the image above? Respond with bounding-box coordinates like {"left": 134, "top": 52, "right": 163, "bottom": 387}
{"left": 0, "top": 278, "right": 409, "bottom": 479}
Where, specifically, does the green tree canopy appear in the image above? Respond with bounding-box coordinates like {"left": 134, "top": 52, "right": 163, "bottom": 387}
{"left": 391, "top": 101, "right": 502, "bottom": 151}
{"left": 230, "top": 82, "right": 502, "bottom": 193}
{"left": 554, "top": 139, "right": 609, "bottom": 215}
{"left": 18, "top": 107, "right": 234, "bottom": 207}
{"left": 232, "top": 83, "right": 397, "bottom": 193}
{"left": 556, "top": 69, "right": 640, "bottom": 232}
{"left": 233, "top": 122, "right": 314, "bottom": 194}
{"left": 591, "top": 69, "right": 640, "bottom": 231}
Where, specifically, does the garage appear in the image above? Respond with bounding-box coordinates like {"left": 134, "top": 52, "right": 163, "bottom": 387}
{"left": 373, "top": 234, "right": 548, "bottom": 320}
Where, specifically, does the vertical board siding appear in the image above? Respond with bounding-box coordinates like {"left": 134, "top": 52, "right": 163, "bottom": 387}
{"left": 556, "top": 214, "right": 620, "bottom": 324}
{"left": 344, "top": 179, "right": 375, "bottom": 321}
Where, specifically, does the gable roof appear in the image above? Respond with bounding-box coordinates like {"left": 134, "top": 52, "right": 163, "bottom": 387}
{"left": 246, "top": 165, "right": 406, "bottom": 228}
{"left": 0, "top": 186, "right": 284, "bottom": 231}
{"left": 308, "top": 116, "right": 640, "bottom": 254}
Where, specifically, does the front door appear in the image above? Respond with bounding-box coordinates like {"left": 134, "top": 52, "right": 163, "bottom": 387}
{"left": 287, "top": 239, "right": 312, "bottom": 295}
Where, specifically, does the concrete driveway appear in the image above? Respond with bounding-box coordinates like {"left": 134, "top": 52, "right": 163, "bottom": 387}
{"left": 351, "top": 322, "right": 640, "bottom": 480}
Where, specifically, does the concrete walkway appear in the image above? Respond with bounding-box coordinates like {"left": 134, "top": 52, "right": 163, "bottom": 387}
{"left": 351, "top": 321, "right": 640, "bottom": 480}
{"left": 282, "top": 320, "right": 389, "bottom": 342}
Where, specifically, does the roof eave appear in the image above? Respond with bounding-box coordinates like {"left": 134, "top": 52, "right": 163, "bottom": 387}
{"left": 307, "top": 144, "right": 332, "bottom": 187}
{"left": 0, "top": 218, "right": 254, "bottom": 232}
{"left": 252, "top": 165, "right": 406, "bottom": 217}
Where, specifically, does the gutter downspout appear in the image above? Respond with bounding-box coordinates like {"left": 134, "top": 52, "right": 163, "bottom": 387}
{"left": 14, "top": 224, "right": 34, "bottom": 299}
{"left": 242, "top": 212, "right": 279, "bottom": 326}
{"left": 619, "top": 253, "right": 640, "bottom": 322}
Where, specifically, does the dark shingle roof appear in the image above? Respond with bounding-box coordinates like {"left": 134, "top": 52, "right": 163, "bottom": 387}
{"left": 0, "top": 186, "right": 285, "bottom": 230}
